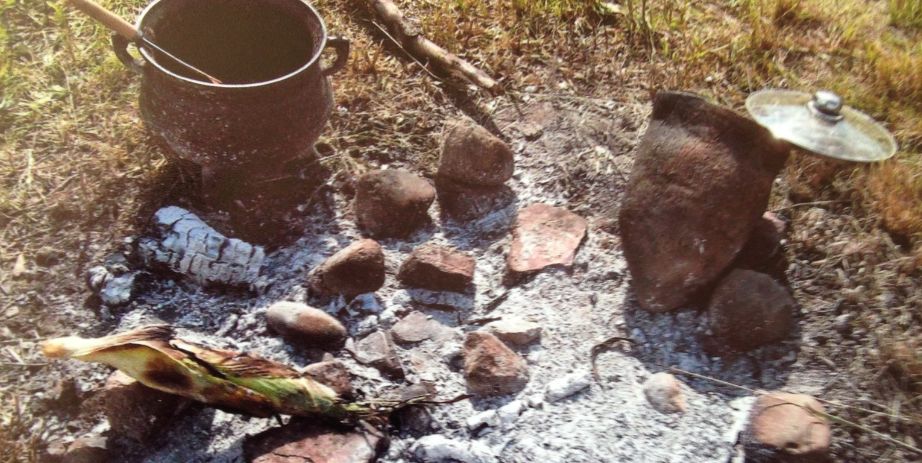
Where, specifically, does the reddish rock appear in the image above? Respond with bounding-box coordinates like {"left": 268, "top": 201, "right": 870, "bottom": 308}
{"left": 619, "top": 91, "right": 789, "bottom": 312}
{"left": 303, "top": 360, "right": 354, "bottom": 399}
{"left": 354, "top": 169, "right": 436, "bottom": 238}
{"left": 439, "top": 119, "right": 514, "bottom": 187}
{"left": 98, "top": 371, "right": 186, "bottom": 442}
{"left": 642, "top": 372, "right": 686, "bottom": 414}
{"left": 266, "top": 301, "right": 347, "bottom": 350}
{"left": 390, "top": 311, "right": 453, "bottom": 344}
{"left": 398, "top": 244, "right": 475, "bottom": 292}
{"left": 743, "top": 393, "right": 831, "bottom": 462}
{"left": 308, "top": 240, "right": 385, "bottom": 299}
{"left": 507, "top": 204, "right": 588, "bottom": 276}
{"left": 347, "top": 331, "right": 404, "bottom": 378}
{"left": 463, "top": 332, "right": 529, "bottom": 396}
{"left": 708, "top": 269, "right": 796, "bottom": 351}
{"left": 244, "top": 420, "right": 382, "bottom": 463}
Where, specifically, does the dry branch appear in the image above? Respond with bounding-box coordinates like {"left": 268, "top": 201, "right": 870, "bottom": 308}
{"left": 366, "top": 0, "right": 502, "bottom": 95}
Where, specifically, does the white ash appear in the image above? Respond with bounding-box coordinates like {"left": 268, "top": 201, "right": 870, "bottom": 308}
{"left": 412, "top": 435, "right": 497, "bottom": 463}
{"left": 138, "top": 206, "right": 265, "bottom": 287}
{"left": 545, "top": 370, "right": 593, "bottom": 402}
{"left": 50, "top": 98, "right": 828, "bottom": 463}
{"left": 98, "top": 272, "right": 140, "bottom": 306}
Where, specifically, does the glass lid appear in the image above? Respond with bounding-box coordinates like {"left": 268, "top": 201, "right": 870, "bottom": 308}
{"left": 746, "top": 89, "right": 898, "bottom": 162}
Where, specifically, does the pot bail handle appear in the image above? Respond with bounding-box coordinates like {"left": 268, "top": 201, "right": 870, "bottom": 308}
{"left": 112, "top": 34, "right": 144, "bottom": 74}
{"left": 321, "top": 36, "right": 350, "bottom": 76}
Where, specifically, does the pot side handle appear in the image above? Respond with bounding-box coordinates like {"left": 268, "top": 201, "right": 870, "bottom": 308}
{"left": 112, "top": 34, "right": 145, "bottom": 74}
{"left": 321, "top": 36, "right": 350, "bottom": 76}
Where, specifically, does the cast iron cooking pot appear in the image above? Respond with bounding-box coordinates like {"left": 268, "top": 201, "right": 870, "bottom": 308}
{"left": 112, "top": 0, "right": 349, "bottom": 184}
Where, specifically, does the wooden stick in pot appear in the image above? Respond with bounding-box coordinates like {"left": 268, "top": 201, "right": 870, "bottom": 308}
{"left": 65, "top": 0, "right": 223, "bottom": 84}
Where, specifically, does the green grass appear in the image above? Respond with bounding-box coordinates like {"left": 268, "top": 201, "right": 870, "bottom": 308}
{"left": 1, "top": 0, "right": 921, "bottom": 460}
{"left": 889, "top": 0, "right": 922, "bottom": 28}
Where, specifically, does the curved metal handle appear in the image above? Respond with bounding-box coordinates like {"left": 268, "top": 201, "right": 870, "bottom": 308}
{"left": 321, "top": 36, "right": 350, "bottom": 76}
{"left": 112, "top": 34, "right": 144, "bottom": 74}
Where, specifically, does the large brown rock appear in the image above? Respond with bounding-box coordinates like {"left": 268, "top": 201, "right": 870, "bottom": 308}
{"left": 266, "top": 301, "right": 347, "bottom": 350}
{"left": 619, "top": 91, "right": 789, "bottom": 312}
{"left": 354, "top": 169, "right": 436, "bottom": 238}
{"left": 398, "top": 243, "right": 475, "bottom": 292}
{"left": 708, "top": 269, "right": 796, "bottom": 351}
{"left": 308, "top": 239, "right": 385, "bottom": 299}
{"left": 244, "top": 420, "right": 382, "bottom": 463}
{"left": 742, "top": 393, "right": 831, "bottom": 462}
{"left": 439, "top": 119, "right": 514, "bottom": 187}
{"left": 99, "top": 371, "right": 186, "bottom": 442}
{"left": 463, "top": 332, "right": 529, "bottom": 396}
{"left": 507, "top": 203, "right": 588, "bottom": 276}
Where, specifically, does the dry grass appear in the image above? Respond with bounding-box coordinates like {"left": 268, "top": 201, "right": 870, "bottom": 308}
{"left": 0, "top": 394, "right": 42, "bottom": 463}
{"left": 1, "top": 0, "right": 921, "bottom": 461}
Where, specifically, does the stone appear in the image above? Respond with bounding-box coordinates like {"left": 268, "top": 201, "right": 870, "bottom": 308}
{"left": 436, "top": 178, "right": 516, "bottom": 221}
{"left": 398, "top": 244, "right": 475, "bottom": 292}
{"left": 266, "top": 301, "right": 347, "bottom": 350}
{"left": 742, "top": 393, "right": 831, "bottom": 462}
{"left": 762, "top": 211, "right": 788, "bottom": 235}
{"left": 99, "top": 371, "right": 186, "bottom": 442}
{"left": 708, "top": 269, "right": 797, "bottom": 351}
{"left": 303, "top": 360, "right": 354, "bottom": 398}
{"left": 507, "top": 204, "right": 588, "bottom": 276}
{"left": 412, "top": 435, "right": 497, "bottom": 463}
{"left": 619, "top": 92, "right": 789, "bottom": 312}
{"left": 439, "top": 119, "right": 514, "bottom": 187}
{"left": 63, "top": 434, "right": 110, "bottom": 463}
{"left": 484, "top": 317, "right": 542, "bottom": 346}
{"left": 138, "top": 206, "right": 265, "bottom": 287}
{"left": 347, "top": 331, "right": 404, "bottom": 378}
{"left": 642, "top": 372, "right": 686, "bottom": 414}
{"left": 734, "top": 214, "right": 789, "bottom": 280}
{"left": 463, "top": 332, "right": 529, "bottom": 396}
{"left": 354, "top": 169, "right": 436, "bottom": 238}
{"left": 544, "top": 370, "right": 591, "bottom": 402}
{"left": 308, "top": 239, "right": 385, "bottom": 299}
{"left": 390, "top": 311, "right": 452, "bottom": 344}
{"left": 244, "top": 420, "right": 382, "bottom": 463}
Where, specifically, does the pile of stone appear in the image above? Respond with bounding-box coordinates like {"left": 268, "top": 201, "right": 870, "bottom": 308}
{"left": 62, "top": 95, "right": 838, "bottom": 463}
{"left": 619, "top": 92, "right": 798, "bottom": 352}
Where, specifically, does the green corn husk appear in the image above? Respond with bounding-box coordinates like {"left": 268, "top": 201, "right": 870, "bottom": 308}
{"left": 41, "top": 325, "right": 389, "bottom": 420}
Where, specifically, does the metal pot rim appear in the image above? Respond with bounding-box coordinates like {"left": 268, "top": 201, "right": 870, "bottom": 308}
{"left": 136, "top": 0, "right": 330, "bottom": 89}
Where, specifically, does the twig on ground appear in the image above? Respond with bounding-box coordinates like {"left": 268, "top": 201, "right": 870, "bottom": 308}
{"left": 364, "top": 0, "right": 502, "bottom": 95}
{"left": 590, "top": 336, "right": 636, "bottom": 382}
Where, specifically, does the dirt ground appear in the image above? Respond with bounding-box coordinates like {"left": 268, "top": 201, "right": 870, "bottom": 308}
{"left": 1, "top": 0, "right": 921, "bottom": 462}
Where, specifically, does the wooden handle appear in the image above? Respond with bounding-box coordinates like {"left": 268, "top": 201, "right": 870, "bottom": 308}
{"left": 67, "top": 0, "right": 139, "bottom": 41}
